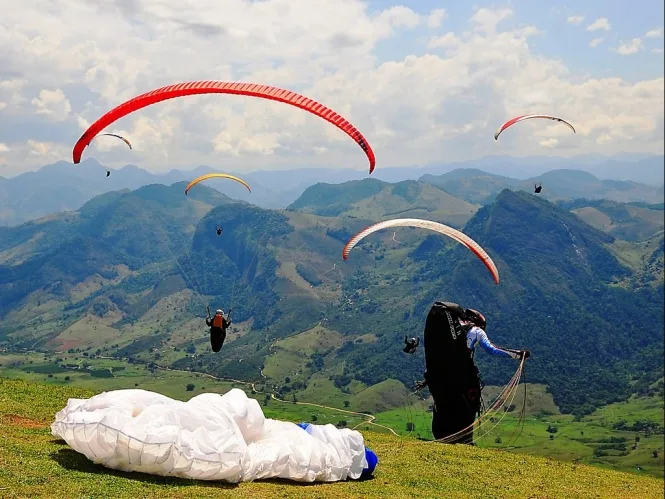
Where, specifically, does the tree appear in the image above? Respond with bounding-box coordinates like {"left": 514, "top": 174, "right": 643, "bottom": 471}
{"left": 186, "top": 383, "right": 195, "bottom": 391}
{"left": 343, "top": 400, "right": 350, "bottom": 408}
{"left": 406, "top": 422, "right": 415, "bottom": 432}
{"left": 285, "top": 377, "right": 291, "bottom": 384}
{"left": 311, "top": 415, "right": 318, "bottom": 422}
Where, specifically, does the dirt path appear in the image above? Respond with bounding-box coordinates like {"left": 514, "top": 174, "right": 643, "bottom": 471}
{"left": 94, "top": 353, "right": 398, "bottom": 435}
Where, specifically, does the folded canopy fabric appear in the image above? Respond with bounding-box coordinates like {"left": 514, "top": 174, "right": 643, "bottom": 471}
{"left": 51, "top": 388, "right": 375, "bottom": 483}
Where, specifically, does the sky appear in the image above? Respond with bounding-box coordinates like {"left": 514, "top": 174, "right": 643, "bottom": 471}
{"left": 0, "top": 0, "right": 663, "bottom": 176}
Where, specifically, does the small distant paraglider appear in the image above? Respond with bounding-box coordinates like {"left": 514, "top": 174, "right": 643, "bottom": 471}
{"left": 215, "top": 226, "right": 223, "bottom": 236}
{"left": 494, "top": 114, "right": 575, "bottom": 140}
{"left": 534, "top": 184, "right": 542, "bottom": 194}
{"left": 403, "top": 335, "right": 420, "bottom": 354}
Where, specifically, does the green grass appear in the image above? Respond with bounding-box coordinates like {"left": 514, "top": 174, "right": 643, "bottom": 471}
{"left": 373, "top": 388, "right": 665, "bottom": 479}
{"left": 260, "top": 395, "right": 370, "bottom": 430}
{"left": 4, "top": 353, "right": 663, "bottom": 479}
{"left": 1, "top": 377, "right": 663, "bottom": 498}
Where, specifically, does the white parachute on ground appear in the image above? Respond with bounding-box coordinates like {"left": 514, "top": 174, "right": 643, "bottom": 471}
{"left": 51, "top": 388, "right": 374, "bottom": 483}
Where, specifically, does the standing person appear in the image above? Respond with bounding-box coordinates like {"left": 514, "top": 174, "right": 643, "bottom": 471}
{"left": 416, "top": 301, "right": 528, "bottom": 444}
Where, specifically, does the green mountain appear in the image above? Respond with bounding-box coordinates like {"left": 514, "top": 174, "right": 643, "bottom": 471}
{"left": 288, "top": 178, "right": 479, "bottom": 228}
{"left": 420, "top": 169, "right": 520, "bottom": 204}
{"left": 328, "top": 189, "right": 663, "bottom": 415}
{"left": 421, "top": 168, "right": 664, "bottom": 205}
{"left": 0, "top": 183, "right": 662, "bottom": 420}
{"left": 558, "top": 199, "right": 664, "bottom": 242}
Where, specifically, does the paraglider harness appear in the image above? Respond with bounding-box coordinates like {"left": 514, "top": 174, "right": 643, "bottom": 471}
{"left": 215, "top": 225, "right": 224, "bottom": 236}
{"left": 421, "top": 302, "right": 485, "bottom": 417}
{"left": 207, "top": 306, "right": 232, "bottom": 329}
{"left": 403, "top": 335, "right": 420, "bottom": 354}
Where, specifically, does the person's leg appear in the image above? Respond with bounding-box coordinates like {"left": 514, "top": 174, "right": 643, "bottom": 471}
{"left": 432, "top": 390, "right": 477, "bottom": 444}
{"left": 457, "top": 392, "right": 478, "bottom": 445}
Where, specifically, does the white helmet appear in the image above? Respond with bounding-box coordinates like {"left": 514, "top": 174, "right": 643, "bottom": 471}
{"left": 216, "top": 309, "right": 223, "bottom": 315}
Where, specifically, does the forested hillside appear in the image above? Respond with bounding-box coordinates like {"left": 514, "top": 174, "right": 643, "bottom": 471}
{"left": 1, "top": 182, "right": 662, "bottom": 418}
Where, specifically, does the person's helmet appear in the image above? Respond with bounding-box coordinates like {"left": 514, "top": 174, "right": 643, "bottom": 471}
{"left": 216, "top": 309, "right": 223, "bottom": 315}
{"left": 464, "top": 308, "right": 486, "bottom": 329}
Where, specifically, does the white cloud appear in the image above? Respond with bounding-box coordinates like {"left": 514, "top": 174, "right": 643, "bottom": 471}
{"left": 596, "top": 133, "right": 612, "bottom": 145}
{"left": 27, "top": 139, "right": 52, "bottom": 156}
{"left": 567, "top": 15, "right": 584, "bottom": 25}
{"left": 470, "top": 7, "right": 513, "bottom": 34}
{"left": 646, "top": 27, "right": 664, "bottom": 38}
{"left": 0, "top": 80, "right": 26, "bottom": 110}
{"left": 427, "top": 8, "right": 447, "bottom": 29}
{"left": 586, "top": 18, "right": 611, "bottom": 31}
{"left": 653, "top": 48, "right": 664, "bottom": 54}
{"left": 21, "top": 139, "right": 70, "bottom": 165}
{"left": 376, "top": 6, "right": 421, "bottom": 29}
{"left": 614, "top": 38, "right": 644, "bottom": 55}
{"left": 590, "top": 38, "right": 604, "bottom": 48}
{"left": 0, "top": 1, "right": 662, "bottom": 176}
{"left": 0, "top": 143, "right": 9, "bottom": 152}
{"left": 427, "top": 33, "right": 460, "bottom": 50}
{"left": 0, "top": 102, "right": 6, "bottom": 112}
{"left": 539, "top": 138, "right": 559, "bottom": 148}
{"left": 31, "top": 89, "right": 72, "bottom": 120}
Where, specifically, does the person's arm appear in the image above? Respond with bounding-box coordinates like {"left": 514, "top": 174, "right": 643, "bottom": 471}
{"left": 206, "top": 318, "right": 212, "bottom": 327}
{"left": 474, "top": 328, "right": 520, "bottom": 359}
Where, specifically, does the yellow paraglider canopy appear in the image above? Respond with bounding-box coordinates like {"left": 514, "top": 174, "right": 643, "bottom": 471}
{"left": 184, "top": 173, "right": 252, "bottom": 195}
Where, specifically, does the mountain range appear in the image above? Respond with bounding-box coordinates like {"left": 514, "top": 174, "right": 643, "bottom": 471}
{"left": 1, "top": 154, "right": 662, "bottom": 226}
{"left": 1, "top": 177, "right": 662, "bottom": 418}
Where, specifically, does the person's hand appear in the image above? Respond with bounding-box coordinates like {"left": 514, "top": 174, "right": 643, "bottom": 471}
{"left": 413, "top": 380, "right": 428, "bottom": 391}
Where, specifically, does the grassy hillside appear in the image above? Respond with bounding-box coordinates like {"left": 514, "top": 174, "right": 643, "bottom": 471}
{"left": 3, "top": 351, "right": 663, "bottom": 478}
{"left": 562, "top": 199, "right": 664, "bottom": 242}
{"left": 288, "top": 179, "right": 478, "bottom": 228}
{"left": 378, "top": 383, "right": 664, "bottom": 478}
{"left": 609, "top": 234, "right": 664, "bottom": 289}
{"left": 1, "top": 378, "right": 662, "bottom": 498}
{"left": 1, "top": 185, "right": 662, "bottom": 421}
